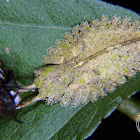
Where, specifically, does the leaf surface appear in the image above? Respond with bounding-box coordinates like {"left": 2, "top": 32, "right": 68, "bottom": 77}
{"left": 0, "top": 0, "right": 139, "bottom": 139}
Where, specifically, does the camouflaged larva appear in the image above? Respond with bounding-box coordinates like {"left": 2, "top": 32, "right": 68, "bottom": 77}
{"left": 34, "top": 16, "right": 140, "bottom": 107}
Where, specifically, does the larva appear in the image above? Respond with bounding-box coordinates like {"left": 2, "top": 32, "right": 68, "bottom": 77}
{"left": 18, "top": 16, "right": 140, "bottom": 108}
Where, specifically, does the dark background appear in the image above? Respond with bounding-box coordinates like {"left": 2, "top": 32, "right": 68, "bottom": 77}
{"left": 102, "top": 0, "right": 139, "bottom": 14}
{"left": 88, "top": 0, "right": 140, "bottom": 139}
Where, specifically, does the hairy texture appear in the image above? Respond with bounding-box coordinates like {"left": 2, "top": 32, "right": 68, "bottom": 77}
{"left": 34, "top": 16, "right": 140, "bottom": 107}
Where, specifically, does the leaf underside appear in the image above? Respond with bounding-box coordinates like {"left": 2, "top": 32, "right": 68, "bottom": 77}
{"left": 0, "top": 0, "right": 139, "bottom": 140}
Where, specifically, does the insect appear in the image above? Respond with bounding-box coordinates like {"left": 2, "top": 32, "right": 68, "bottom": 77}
{"left": 0, "top": 60, "right": 22, "bottom": 123}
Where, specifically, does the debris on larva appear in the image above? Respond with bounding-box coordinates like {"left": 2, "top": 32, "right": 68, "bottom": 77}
{"left": 34, "top": 16, "right": 140, "bottom": 107}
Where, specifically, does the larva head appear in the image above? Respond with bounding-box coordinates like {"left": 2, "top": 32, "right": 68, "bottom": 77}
{"left": 34, "top": 16, "right": 140, "bottom": 107}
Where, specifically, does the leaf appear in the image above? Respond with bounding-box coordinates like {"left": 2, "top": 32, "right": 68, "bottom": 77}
{"left": 0, "top": 0, "right": 139, "bottom": 139}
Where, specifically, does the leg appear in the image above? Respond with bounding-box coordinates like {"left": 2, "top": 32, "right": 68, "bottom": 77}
{"left": 16, "top": 84, "right": 37, "bottom": 94}
{"left": 16, "top": 96, "right": 41, "bottom": 109}
{"left": 16, "top": 84, "right": 40, "bottom": 109}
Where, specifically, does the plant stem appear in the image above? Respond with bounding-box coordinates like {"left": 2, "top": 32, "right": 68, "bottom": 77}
{"left": 117, "top": 98, "right": 140, "bottom": 122}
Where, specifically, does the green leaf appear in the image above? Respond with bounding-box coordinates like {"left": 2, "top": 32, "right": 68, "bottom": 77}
{"left": 0, "top": 0, "right": 139, "bottom": 139}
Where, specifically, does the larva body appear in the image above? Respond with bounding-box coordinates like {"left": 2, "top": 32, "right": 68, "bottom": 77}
{"left": 34, "top": 16, "right": 140, "bottom": 107}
